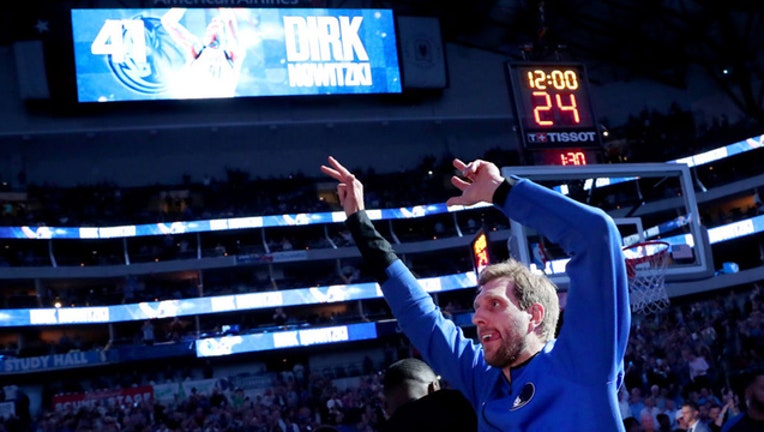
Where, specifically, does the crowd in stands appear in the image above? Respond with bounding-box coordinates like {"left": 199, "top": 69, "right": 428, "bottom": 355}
{"left": 0, "top": 105, "right": 760, "bottom": 231}
{"left": 620, "top": 284, "right": 763, "bottom": 431}
{"left": 0, "top": 281, "right": 760, "bottom": 431}
{"left": 1, "top": 105, "right": 763, "bottom": 430}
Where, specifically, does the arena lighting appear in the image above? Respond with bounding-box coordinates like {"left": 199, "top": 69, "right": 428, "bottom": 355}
{"left": 195, "top": 322, "right": 378, "bottom": 358}
{"left": 2, "top": 133, "right": 760, "bottom": 241}
{"left": 530, "top": 213, "right": 764, "bottom": 277}
{"left": 569, "top": 133, "right": 764, "bottom": 191}
{"left": 0, "top": 136, "right": 760, "bottom": 326}
{"left": 0, "top": 271, "right": 478, "bottom": 327}
{"left": 2, "top": 208, "right": 762, "bottom": 328}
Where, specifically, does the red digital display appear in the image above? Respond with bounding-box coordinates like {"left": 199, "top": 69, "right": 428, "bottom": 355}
{"left": 471, "top": 229, "right": 490, "bottom": 277}
{"left": 533, "top": 149, "right": 600, "bottom": 166}
{"left": 507, "top": 63, "right": 601, "bottom": 152}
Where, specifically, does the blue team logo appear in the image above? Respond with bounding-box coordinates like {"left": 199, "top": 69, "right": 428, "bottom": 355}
{"left": 510, "top": 382, "right": 535, "bottom": 411}
{"left": 107, "top": 16, "right": 185, "bottom": 95}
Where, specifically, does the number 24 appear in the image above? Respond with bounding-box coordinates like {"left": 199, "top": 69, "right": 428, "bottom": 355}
{"left": 532, "top": 91, "right": 581, "bottom": 126}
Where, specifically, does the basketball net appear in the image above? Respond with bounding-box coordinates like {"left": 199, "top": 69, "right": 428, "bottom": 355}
{"left": 622, "top": 241, "right": 671, "bottom": 314}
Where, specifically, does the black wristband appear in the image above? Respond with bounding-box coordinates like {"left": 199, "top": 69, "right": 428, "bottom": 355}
{"left": 492, "top": 175, "right": 521, "bottom": 207}
{"left": 346, "top": 211, "right": 398, "bottom": 284}
{"left": 492, "top": 179, "right": 513, "bottom": 207}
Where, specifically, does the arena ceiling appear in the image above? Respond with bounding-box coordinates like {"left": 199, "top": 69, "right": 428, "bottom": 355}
{"left": 384, "top": 0, "right": 763, "bottom": 122}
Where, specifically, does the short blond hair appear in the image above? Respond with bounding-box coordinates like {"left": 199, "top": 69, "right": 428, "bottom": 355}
{"left": 478, "top": 258, "right": 560, "bottom": 341}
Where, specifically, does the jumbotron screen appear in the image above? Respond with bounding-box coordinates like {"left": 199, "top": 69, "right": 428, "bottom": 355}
{"left": 70, "top": 7, "right": 402, "bottom": 102}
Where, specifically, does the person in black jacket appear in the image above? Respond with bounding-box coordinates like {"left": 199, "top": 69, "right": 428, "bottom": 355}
{"left": 721, "top": 368, "right": 764, "bottom": 432}
{"left": 381, "top": 357, "right": 477, "bottom": 432}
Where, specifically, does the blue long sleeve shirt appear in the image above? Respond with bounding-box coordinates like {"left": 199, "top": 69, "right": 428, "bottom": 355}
{"left": 348, "top": 178, "right": 631, "bottom": 431}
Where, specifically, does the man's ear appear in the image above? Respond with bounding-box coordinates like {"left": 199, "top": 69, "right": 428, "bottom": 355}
{"left": 428, "top": 380, "right": 441, "bottom": 394}
{"left": 528, "top": 303, "right": 545, "bottom": 332}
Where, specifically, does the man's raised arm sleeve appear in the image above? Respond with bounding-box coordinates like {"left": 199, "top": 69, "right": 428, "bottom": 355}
{"left": 346, "top": 211, "right": 398, "bottom": 284}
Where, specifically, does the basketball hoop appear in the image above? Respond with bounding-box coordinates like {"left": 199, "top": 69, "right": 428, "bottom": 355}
{"left": 622, "top": 241, "right": 671, "bottom": 314}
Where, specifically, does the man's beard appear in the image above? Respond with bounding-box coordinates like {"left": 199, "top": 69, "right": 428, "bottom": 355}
{"left": 485, "top": 335, "right": 526, "bottom": 368}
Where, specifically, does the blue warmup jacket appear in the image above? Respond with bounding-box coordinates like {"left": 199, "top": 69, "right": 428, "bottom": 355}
{"left": 348, "top": 178, "right": 631, "bottom": 431}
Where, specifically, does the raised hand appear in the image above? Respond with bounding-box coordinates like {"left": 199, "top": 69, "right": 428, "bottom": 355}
{"left": 320, "top": 156, "right": 365, "bottom": 216}
{"left": 446, "top": 158, "right": 505, "bottom": 207}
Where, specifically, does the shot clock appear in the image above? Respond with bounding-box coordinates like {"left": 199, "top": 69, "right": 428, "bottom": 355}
{"left": 470, "top": 228, "right": 491, "bottom": 278}
{"left": 506, "top": 62, "right": 602, "bottom": 165}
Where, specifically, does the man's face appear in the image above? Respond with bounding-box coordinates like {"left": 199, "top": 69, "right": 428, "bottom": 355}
{"left": 699, "top": 404, "right": 709, "bottom": 420}
{"left": 631, "top": 388, "right": 642, "bottom": 402}
{"left": 472, "top": 277, "right": 533, "bottom": 368}
{"left": 708, "top": 406, "right": 721, "bottom": 420}
{"left": 681, "top": 406, "right": 697, "bottom": 425}
{"left": 205, "top": 17, "right": 224, "bottom": 47}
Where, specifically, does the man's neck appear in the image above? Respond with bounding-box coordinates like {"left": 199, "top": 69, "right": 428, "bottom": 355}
{"left": 503, "top": 344, "right": 544, "bottom": 382}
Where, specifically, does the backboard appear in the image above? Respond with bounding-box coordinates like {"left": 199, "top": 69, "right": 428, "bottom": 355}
{"left": 503, "top": 163, "right": 713, "bottom": 289}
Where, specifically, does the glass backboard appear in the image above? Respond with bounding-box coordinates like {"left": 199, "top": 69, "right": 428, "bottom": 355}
{"left": 503, "top": 163, "right": 713, "bottom": 289}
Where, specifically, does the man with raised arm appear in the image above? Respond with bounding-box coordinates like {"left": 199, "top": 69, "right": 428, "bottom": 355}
{"left": 320, "top": 156, "right": 631, "bottom": 431}
{"left": 161, "top": 8, "right": 245, "bottom": 98}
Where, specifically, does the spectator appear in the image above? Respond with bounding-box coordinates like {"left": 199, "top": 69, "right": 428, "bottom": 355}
{"left": 721, "top": 368, "right": 764, "bottom": 432}
{"left": 326, "top": 389, "right": 344, "bottom": 424}
{"left": 657, "top": 412, "right": 673, "bottom": 432}
{"left": 338, "top": 262, "right": 361, "bottom": 285}
{"left": 683, "top": 347, "right": 712, "bottom": 391}
{"left": 681, "top": 401, "right": 711, "bottom": 432}
{"left": 380, "top": 357, "right": 476, "bottom": 432}
{"left": 273, "top": 307, "right": 288, "bottom": 327}
{"left": 708, "top": 403, "right": 724, "bottom": 432}
{"left": 641, "top": 396, "right": 662, "bottom": 429}
{"left": 214, "top": 242, "right": 227, "bottom": 256}
{"left": 141, "top": 320, "right": 155, "bottom": 345}
{"left": 620, "top": 386, "right": 635, "bottom": 420}
{"left": 713, "top": 388, "right": 741, "bottom": 431}
{"left": 631, "top": 387, "right": 648, "bottom": 422}
{"left": 641, "top": 410, "right": 658, "bottom": 432}
{"left": 664, "top": 399, "right": 680, "bottom": 430}
{"left": 624, "top": 416, "right": 643, "bottom": 432}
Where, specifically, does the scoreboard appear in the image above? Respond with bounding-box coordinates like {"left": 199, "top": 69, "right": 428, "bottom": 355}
{"left": 69, "top": 7, "right": 402, "bottom": 103}
{"left": 506, "top": 63, "right": 602, "bottom": 165}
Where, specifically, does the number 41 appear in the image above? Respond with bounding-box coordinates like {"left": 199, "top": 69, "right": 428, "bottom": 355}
{"left": 90, "top": 19, "right": 146, "bottom": 63}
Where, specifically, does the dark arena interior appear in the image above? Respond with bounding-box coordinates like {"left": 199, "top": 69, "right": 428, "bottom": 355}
{"left": 0, "top": 1, "right": 763, "bottom": 431}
